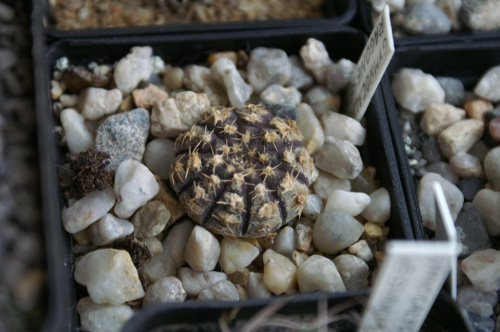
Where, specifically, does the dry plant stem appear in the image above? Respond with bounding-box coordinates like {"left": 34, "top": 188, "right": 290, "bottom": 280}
{"left": 238, "top": 299, "right": 288, "bottom": 332}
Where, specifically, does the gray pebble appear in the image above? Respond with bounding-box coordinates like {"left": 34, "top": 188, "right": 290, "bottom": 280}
{"left": 260, "top": 84, "right": 301, "bottom": 107}
{"left": 426, "top": 162, "right": 459, "bottom": 184}
{"left": 287, "top": 55, "right": 313, "bottom": 91}
{"left": 457, "top": 285, "right": 497, "bottom": 318}
{"left": 261, "top": 102, "right": 298, "bottom": 120}
{"left": 333, "top": 254, "right": 369, "bottom": 291}
{"left": 247, "top": 47, "right": 291, "bottom": 94}
{"left": 397, "top": 3, "right": 452, "bottom": 35}
{"left": 313, "top": 210, "right": 364, "bottom": 254}
{"left": 484, "top": 146, "right": 500, "bottom": 191}
{"left": 457, "top": 177, "right": 486, "bottom": 201}
{"left": 95, "top": 108, "right": 150, "bottom": 170}
{"left": 437, "top": 77, "right": 465, "bottom": 106}
{"left": 466, "top": 311, "right": 496, "bottom": 332}
{"left": 422, "top": 137, "right": 444, "bottom": 163}
{"left": 455, "top": 203, "right": 491, "bottom": 257}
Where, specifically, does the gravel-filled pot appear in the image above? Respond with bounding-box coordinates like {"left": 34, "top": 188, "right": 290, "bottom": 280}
{"left": 356, "top": 0, "right": 500, "bottom": 47}
{"left": 36, "top": 26, "right": 418, "bottom": 331}
{"left": 39, "top": 0, "right": 357, "bottom": 41}
{"left": 383, "top": 40, "right": 500, "bottom": 330}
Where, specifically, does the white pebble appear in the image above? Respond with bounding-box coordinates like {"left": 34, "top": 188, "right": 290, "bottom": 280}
{"left": 300, "top": 38, "right": 332, "bottom": 84}
{"left": 139, "top": 252, "right": 176, "bottom": 284}
{"left": 78, "top": 87, "right": 122, "bottom": 120}
{"left": 305, "top": 86, "right": 341, "bottom": 116}
{"left": 417, "top": 172, "right": 464, "bottom": 230}
{"left": 177, "top": 267, "right": 227, "bottom": 297}
{"left": 144, "top": 138, "right": 176, "bottom": 180}
{"left": 87, "top": 213, "right": 134, "bottom": 246}
{"left": 326, "top": 59, "right": 356, "bottom": 93}
{"left": 361, "top": 187, "right": 391, "bottom": 224}
{"left": 59, "top": 94, "right": 78, "bottom": 107}
{"left": 75, "top": 249, "right": 144, "bottom": 305}
{"left": 163, "top": 219, "right": 195, "bottom": 268}
{"left": 313, "top": 210, "right": 364, "bottom": 254}
{"left": 141, "top": 237, "right": 163, "bottom": 255}
{"left": 348, "top": 240, "right": 374, "bottom": 262}
{"left": 51, "top": 80, "right": 63, "bottom": 100}
{"left": 297, "top": 255, "right": 345, "bottom": 293}
{"left": 450, "top": 151, "right": 484, "bottom": 178}
{"left": 438, "top": 119, "right": 484, "bottom": 158}
{"left": 272, "top": 226, "right": 296, "bottom": 257}
{"left": 474, "top": 65, "right": 500, "bottom": 102}
{"left": 219, "top": 237, "right": 259, "bottom": 275}
{"left": 457, "top": 285, "right": 498, "bottom": 318}
{"left": 260, "top": 84, "right": 302, "bottom": 107}
{"left": 325, "top": 190, "right": 371, "bottom": 216}
{"left": 143, "top": 277, "right": 186, "bottom": 306}
{"left": 473, "top": 189, "right": 500, "bottom": 236}
{"left": 185, "top": 226, "right": 220, "bottom": 272}
{"left": 315, "top": 136, "right": 363, "bottom": 180}
{"left": 287, "top": 55, "right": 314, "bottom": 90}
{"left": 461, "top": 249, "right": 500, "bottom": 292}
{"left": 302, "top": 194, "right": 324, "bottom": 220}
{"left": 247, "top": 47, "right": 292, "bottom": 93}
{"left": 484, "top": 146, "right": 500, "bottom": 191}
{"left": 198, "top": 280, "right": 239, "bottom": 301}
{"left": 151, "top": 91, "right": 211, "bottom": 138}
{"left": 263, "top": 249, "right": 297, "bottom": 295}
{"left": 114, "top": 159, "right": 160, "bottom": 219}
{"left": 321, "top": 111, "right": 366, "bottom": 146}
{"left": 211, "top": 58, "right": 253, "bottom": 107}
{"left": 77, "top": 297, "right": 134, "bottom": 332}
{"left": 60, "top": 108, "right": 94, "bottom": 155}
{"left": 296, "top": 103, "right": 325, "bottom": 155}
{"left": 333, "top": 254, "right": 369, "bottom": 291}
{"left": 392, "top": 68, "right": 445, "bottom": 113}
{"left": 62, "top": 188, "right": 116, "bottom": 234}
{"left": 114, "top": 47, "right": 153, "bottom": 94}
{"left": 183, "top": 65, "right": 228, "bottom": 106}
{"left": 313, "top": 170, "right": 351, "bottom": 200}
{"left": 420, "top": 103, "right": 466, "bottom": 136}
{"left": 246, "top": 272, "right": 271, "bottom": 299}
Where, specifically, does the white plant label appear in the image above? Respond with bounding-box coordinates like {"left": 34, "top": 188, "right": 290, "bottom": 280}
{"left": 433, "top": 181, "right": 460, "bottom": 300}
{"left": 346, "top": 5, "right": 394, "bottom": 121}
{"left": 358, "top": 241, "right": 456, "bottom": 332}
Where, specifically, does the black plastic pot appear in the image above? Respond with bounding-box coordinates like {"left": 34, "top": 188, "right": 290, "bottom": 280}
{"left": 121, "top": 289, "right": 472, "bottom": 332}
{"left": 383, "top": 40, "right": 500, "bottom": 241}
{"left": 356, "top": 0, "right": 500, "bottom": 47}
{"left": 41, "top": 0, "right": 357, "bottom": 41}
{"left": 35, "top": 24, "right": 415, "bottom": 331}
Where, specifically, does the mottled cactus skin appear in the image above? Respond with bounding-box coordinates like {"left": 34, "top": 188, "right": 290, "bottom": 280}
{"left": 170, "top": 104, "right": 314, "bottom": 238}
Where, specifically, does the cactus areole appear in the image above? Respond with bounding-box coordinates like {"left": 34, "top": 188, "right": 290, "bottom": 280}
{"left": 170, "top": 104, "right": 314, "bottom": 238}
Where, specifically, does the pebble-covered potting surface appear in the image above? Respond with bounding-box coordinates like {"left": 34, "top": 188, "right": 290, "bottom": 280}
{"left": 392, "top": 66, "right": 500, "bottom": 331}
{"left": 366, "top": 0, "right": 500, "bottom": 37}
{"left": 50, "top": 0, "right": 325, "bottom": 30}
{"left": 0, "top": 1, "right": 46, "bottom": 331}
{"left": 51, "top": 39, "right": 393, "bottom": 331}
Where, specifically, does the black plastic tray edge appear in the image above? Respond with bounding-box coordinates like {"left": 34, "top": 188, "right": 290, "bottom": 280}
{"left": 356, "top": 0, "right": 500, "bottom": 47}
{"left": 381, "top": 76, "right": 426, "bottom": 241}
{"left": 31, "top": 1, "right": 79, "bottom": 332}
{"left": 38, "top": 25, "right": 413, "bottom": 331}
{"left": 121, "top": 289, "right": 473, "bottom": 332}
{"left": 41, "top": 0, "right": 357, "bottom": 41}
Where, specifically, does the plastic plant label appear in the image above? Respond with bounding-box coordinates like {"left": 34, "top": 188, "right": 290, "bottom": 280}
{"left": 358, "top": 241, "right": 456, "bottom": 332}
{"left": 433, "top": 181, "right": 460, "bottom": 300}
{"left": 345, "top": 5, "right": 394, "bottom": 121}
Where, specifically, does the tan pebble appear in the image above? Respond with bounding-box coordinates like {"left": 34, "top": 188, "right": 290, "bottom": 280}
{"left": 464, "top": 99, "right": 493, "bottom": 121}
{"left": 375, "top": 251, "right": 384, "bottom": 265}
{"left": 208, "top": 51, "right": 237, "bottom": 65}
{"left": 73, "top": 229, "right": 90, "bottom": 246}
{"left": 119, "top": 95, "right": 135, "bottom": 113}
{"left": 163, "top": 67, "right": 185, "bottom": 92}
{"left": 291, "top": 250, "right": 309, "bottom": 267}
{"left": 234, "top": 283, "right": 248, "bottom": 300}
{"left": 228, "top": 268, "right": 250, "bottom": 287}
{"left": 258, "top": 233, "right": 277, "bottom": 250}
{"left": 132, "top": 84, "right": 168, "bottom": 110}
{"left": 490, "top": 118, "right": 500, "bottom": 141}
{"left": 154, "top": 175, "right": 185, "bottom": 223}
{"left": 294, "top": 218, "right": 314, "bottom": 252}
